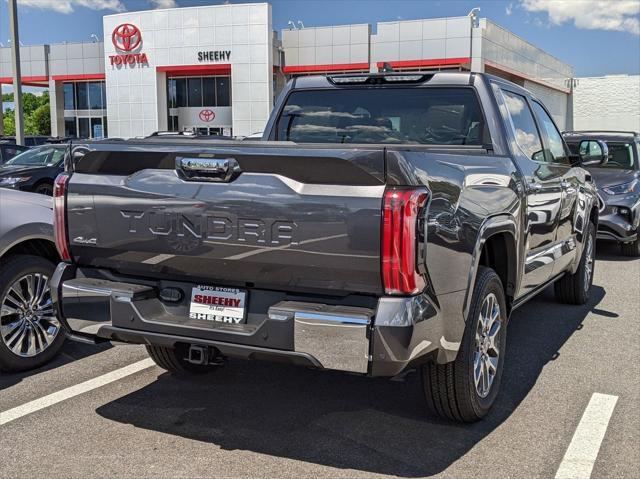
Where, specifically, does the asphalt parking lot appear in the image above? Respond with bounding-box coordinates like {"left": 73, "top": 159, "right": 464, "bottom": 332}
{"left": 1, "top": 241, "right": 638, "bottom": 479}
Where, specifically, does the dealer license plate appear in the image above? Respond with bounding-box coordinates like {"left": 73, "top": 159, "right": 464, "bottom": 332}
{"left": 189, "top": 285, "right": 247, "bottom": 324}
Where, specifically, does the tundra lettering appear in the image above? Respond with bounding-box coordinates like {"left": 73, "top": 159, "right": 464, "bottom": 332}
{"left": 119, "top": 210, "right": 297, "bottom": 245}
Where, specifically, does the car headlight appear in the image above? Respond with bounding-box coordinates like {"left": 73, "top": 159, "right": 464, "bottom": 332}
{"left": 0, "top": 176, "right": 31, "bottom": 186}
{"left": 602, "top": 179, "right": 638, "bottom": 196}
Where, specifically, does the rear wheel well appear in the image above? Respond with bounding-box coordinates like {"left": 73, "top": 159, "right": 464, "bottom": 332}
{"left": 1, "top": 238, "right": 59, "bottom": 264}
{"left": 479, "top": 232, "right": 516, "bottom": 313}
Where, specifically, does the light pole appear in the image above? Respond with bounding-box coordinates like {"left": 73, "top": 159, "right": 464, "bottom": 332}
{"left": 8, "top": 0, "right": 24, "bottom": 145}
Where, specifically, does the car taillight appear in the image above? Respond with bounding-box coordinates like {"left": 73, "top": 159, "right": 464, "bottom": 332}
{"left": 53, "top": 173, "right": 71, "bottom": 262}
{"left": 382, "top": 188, "right": 428, "bottom": 295}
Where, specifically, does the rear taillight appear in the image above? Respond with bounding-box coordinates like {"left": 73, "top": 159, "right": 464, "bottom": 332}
{"left": 382, "top": 188, "right": 428, "bottom": 295}
{"left": 53, "top": 173, "right": 71, "bottom": 262}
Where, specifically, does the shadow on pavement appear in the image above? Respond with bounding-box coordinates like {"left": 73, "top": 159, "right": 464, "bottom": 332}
{"left": 0, "top": 340, "right": 112, "bottom": 390}
{"left": 96, "top": 284, "right": 606, "bottom": 477}
{"left": 596, "top": 240, "right": 637, "bottom": 262}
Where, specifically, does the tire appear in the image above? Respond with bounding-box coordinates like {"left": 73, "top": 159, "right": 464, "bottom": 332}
{"left": 34, "top": 182, "right": 53, "bottom": 196}
{"left": 422, "top": 267, "right": 508, "bottom": 422}
{"left": 555, "top": 222, "right": 596, "bottom": 305}
{"left": 620, "top": 237, "right": 640, "bottom": 257}
{"left": 0, "top": 255, "right": 65, "bottom": 372}
{"left": 145, "top": 344, "right": 219, "bottom": 375}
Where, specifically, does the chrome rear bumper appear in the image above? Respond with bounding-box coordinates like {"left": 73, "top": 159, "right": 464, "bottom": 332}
{"left": 51, "top": 263, "right": 450, "bottom": 377}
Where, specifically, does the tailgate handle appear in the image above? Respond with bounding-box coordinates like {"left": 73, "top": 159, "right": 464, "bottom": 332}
{"left": 176, "top": 157, "right": 241, "bottom": 182}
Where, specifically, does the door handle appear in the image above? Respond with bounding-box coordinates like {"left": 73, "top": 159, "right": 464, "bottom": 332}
{"left": 528, "top": 183, "right": 542, "bottom": 192}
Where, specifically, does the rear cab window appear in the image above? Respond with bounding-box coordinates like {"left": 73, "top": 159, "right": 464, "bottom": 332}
{"left": 276, "top": 87, "right": 488, "bottom": 145}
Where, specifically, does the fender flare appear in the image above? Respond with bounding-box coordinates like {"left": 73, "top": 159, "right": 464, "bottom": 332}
{"left": 0, "top": 227, "right": 54, "bottom": 260}
{"left": 462, "top": 214, "right": 519, "bottom": 321}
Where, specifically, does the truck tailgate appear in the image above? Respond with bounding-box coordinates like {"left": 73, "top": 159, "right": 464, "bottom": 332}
{"left": 66, "top": 144, "right": 385, "bottom": 295}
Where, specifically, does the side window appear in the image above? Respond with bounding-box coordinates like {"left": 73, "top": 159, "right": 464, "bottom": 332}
{"left": 501, "top": 90, "right": 545, "bottom": 162}
{"left": 531, "top": 101, "right": 569, "bottom": 165}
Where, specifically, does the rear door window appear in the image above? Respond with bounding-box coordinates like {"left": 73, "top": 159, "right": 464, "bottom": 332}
{"left": 501, "top": 90, "right": 544, "bottom": 162}
{"left": 531, "top": 101, "right": 570, "bottom": 165}
{"left": 276, "top": 87, "right": 487, "bottom": 145}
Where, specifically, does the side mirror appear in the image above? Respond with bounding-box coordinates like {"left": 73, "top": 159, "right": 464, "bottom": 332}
{"left": 579, "top": 139, "right": 609, "bottom": 166}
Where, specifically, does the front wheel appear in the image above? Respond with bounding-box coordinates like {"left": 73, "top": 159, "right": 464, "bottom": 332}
{"left": 34, "top": 182, "right": 53, "bottom": 196}
{"left": 555, "top": 222, "right": 596, "bottom": 305}
{"left": 422, "top": 266, "right": 507, "bottom": 422}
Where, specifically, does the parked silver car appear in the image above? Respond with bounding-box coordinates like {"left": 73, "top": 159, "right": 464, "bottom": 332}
{"left": 0, "top": 189, "right": 64, "bottom": 371}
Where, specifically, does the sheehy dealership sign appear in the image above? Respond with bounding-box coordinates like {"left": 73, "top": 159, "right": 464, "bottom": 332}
{"left": 109, "top": 23, "right": 148, "bottom": 66}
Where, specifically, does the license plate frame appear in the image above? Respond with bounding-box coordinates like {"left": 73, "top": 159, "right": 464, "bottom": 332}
{"left": 188, "top": 285, "right": 247, "bottom": 324}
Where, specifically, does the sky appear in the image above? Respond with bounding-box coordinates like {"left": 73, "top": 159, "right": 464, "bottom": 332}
{"left": 0, "top": 0, "right": 638, "bottom": 79}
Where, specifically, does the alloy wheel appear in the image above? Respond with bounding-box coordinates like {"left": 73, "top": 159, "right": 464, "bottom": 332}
{"left": 0, "top": 273, "right": 60, "bottom": 357}
{"left": 473, "top": 292, "right": 501, "bottom": 398}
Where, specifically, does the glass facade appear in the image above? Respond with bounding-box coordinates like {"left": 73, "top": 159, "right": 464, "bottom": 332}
{"left": 63, "top": 81, "right": 107, "bottom": 138}
{"left": 166, "top": 75, "right": 232, "bottom": 133}
{"left": 167, "top": 76, "right": 231, "bottom": 109}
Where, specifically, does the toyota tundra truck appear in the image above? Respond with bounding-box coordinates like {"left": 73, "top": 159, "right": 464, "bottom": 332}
{"left": 49, "top": 72, "right": 602, "bottom": 422}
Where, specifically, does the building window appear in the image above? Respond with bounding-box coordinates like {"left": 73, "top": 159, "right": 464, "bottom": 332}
{"left": 78, "top": 117, "right": 90, "bottom": 138}
{"left": 90, "top": 117, "right": 103, "bottom": 138}
{"left": 188, "top": 77, "right": 203, "bottom": 107}
{"left": 88, "top": 82, "right": 103, "bottom": 110}
{"left": 103, "top": 116, "right": 108, "bottom": 138}
{"left": 75, "top": 82, "right": 89, "bottom": 110}
{"left": 168, "top": 79, "right": 177, "bottom": 108}
{"left": 64, "top": 117, "right": 77, "bottom": 138}
{"left": 216, "top": 77, "right": 230, "bottom": 106}
{"left": 175, "top": 78, "right": 187, "bottom": 107}
{"left": 203, "top": 78, "right": 215, "bottom": 106}
{"left": 63, "top": 83, "right": 75, "bottom": 110}
{"left": 100, "top": 81, "right": 107, "bottom": 111}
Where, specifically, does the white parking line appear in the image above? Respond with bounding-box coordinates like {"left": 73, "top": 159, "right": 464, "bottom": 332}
{"left": 0, "top": 358, "right": 155, "bottom": 426}
{"left": 555, "top": 393, "right": 619, "bottom": 479}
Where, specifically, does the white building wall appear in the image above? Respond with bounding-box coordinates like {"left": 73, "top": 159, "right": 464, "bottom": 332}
{"left": 282, "top": 24, "right": 370, "bottom": 68}
{"left": 371, "top": 16, "right": 472, "bottom": 66}
{"left": 103, "top": 2, "right": 272, "bottom": 138}
{"left": 572, "top": 75, "right": 640, "bottom": 132}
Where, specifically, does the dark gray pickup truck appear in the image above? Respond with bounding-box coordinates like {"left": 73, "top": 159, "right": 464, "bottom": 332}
{"left": 50, "top": 72, "right": 601, "bottom": 422}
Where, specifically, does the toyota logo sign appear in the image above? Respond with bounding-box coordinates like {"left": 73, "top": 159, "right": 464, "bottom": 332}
{"left": 112, "top": 23, "right": 142, "bottom": 52}
{"left": 199, "top": 109, "right": 216, "bottom": 122}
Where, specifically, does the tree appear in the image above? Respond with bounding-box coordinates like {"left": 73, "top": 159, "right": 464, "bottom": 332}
{"left": 2, "top": 91, "right": 51, "bottom": 136}
{"left": 26, "top": 104, "right": 50, "bottom": 135}
{"left": 2, "top": 110, "right": 16, "bottom": 136}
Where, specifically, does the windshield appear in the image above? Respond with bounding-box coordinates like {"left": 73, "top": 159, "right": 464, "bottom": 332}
{"left": 276, "top": 87, "right": 487, "bottom": 145}
{"left": 4, "top": 147, "right": 66, "bottom": 167}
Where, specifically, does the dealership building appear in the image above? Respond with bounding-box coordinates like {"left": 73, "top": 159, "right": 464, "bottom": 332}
{"left": 0, "top": 2, "right": 575, "bottom": 139}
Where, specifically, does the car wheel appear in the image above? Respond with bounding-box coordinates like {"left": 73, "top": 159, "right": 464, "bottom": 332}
{"left": 555, "top": 221, "right": 596, "bottom": 305}
{"left": 0, "top": 255, "right": 65, "bottom": 372}
{"left": 422, "top": 266, "right": 507, "bottom": 422}
{"left": 145, "top": 344, "right": 220, "bottom": 375}
{"left": 34, "top": 182, "right": 53, "bottom": 196}
{"left": 620, "top": 237, "right": 640, "bottom": 257}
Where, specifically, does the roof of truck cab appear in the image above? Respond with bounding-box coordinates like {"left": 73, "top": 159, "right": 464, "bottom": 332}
{"left": 291, "top": 71, "right": 476, "bottom": 88}
{"left": 289, "top": 71, "right": 535, "bottom": 97}
{"left": 563, "top": 131, "right": 639, "bottom": 142}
